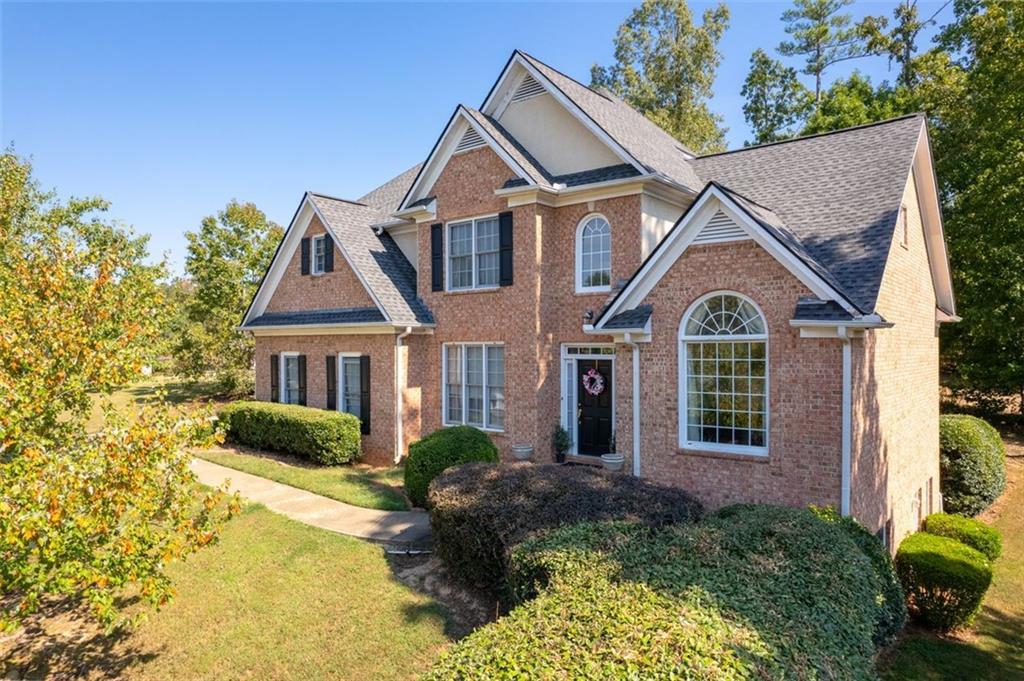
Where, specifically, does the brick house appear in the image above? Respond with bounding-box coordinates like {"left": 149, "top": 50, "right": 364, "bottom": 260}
{"left": 241, "top": 51, "right": 956, "bottom": 548}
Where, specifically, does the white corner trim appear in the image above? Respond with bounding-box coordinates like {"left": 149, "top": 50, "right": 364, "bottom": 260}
{"left": 840, "top": 327, "right": 853, "bottom": 516}
{"left": 595, "top": 186, "right": 859, "bottom": 329}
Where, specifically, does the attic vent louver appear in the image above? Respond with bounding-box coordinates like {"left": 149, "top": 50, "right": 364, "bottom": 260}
{"left": 454, "top": 126, "right": 485, "bottom": 153}
{"left": 511, "top": 73, "right": 546, "bottom": 102}
{"left": 693, "top": 210, "right": 749, "bottom": 244}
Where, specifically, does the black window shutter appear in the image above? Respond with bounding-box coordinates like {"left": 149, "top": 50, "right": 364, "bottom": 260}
{"left": 300, "top": 237, "right": 311, "bottom": 275}
{"left": 270, "top": 354, "right": 280, "bottom": 403}
{"left": 430, "top": 223, "right": 444, "bottom": 292}
{"left": 325, "top": 355, "right": 337, "bottom": 411}
{"left": 359, "top": 355, "right": 371, "bottom": 435}
{"left": 499, "top": 211, "right": 513, "bottom": 286}
{"left": 323, "top": 233, "right": 334, "bottom": 272}
{"left": 297, "top": 355, "right": 307, "bottom": 406}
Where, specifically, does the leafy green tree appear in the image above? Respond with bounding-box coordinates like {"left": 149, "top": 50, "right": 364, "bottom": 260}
{"left": 174, "top": 201, "right": 282, "bottom": 395}
{"left": 741, "top": 48, "right": 814, "bottom": 144}
{"left": 801, "top": 72, "right": 916, "bottom": 134}
{"left": 778, "top": 0, "right": 872, "bottom": 107}
{"left": 0, "top": 151, "right": 236, "bottom": 628}
{"left": 591, "top": 0, "right": 730, "bottom": 153}
{"left": 924, "top": 0, "right": 1024, "bottom": 411}
{"left": 859, "top": 0, "right": 952, "bottom": 87}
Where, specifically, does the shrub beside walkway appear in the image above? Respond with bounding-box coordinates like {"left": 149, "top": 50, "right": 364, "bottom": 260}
{"left": 191, "top": 458, "right": 431, "bottom": 548}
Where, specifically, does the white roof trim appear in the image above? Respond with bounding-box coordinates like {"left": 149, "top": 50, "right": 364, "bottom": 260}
{"left": 399, "top": 106, "right": 538, "bottom": 211}
{"left": 241, "top": 194, "right": 389, "bottom": 327}
{"left": 912, "top": 124, "right": 956, "bottom": 316}
{"left": 482, "top": 52, "right": 647, "bottom": 177}
{"left": 594, "top": 185, "right": 859, "bottom": 329}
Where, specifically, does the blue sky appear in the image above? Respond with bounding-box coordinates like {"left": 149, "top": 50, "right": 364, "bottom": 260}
{"left": 2, "top": 1, "right": 953, "bottom": 274}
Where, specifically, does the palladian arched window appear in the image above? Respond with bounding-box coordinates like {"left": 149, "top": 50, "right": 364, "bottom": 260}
{"left": 576, "top": 215, "right": 611, "bottom": 292}
{"left": 679, "top": 292, "right": 768, "bottom": 455}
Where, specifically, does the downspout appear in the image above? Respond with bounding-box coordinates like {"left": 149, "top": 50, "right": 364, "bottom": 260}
{"left": 623, "top": 333, "right": 641, "bottom": 477}
{"left": 394, "top": 326, "right": 412, "bottom": 464}
{"left": 839, "top": 326, "right": 852, "bottom": 516}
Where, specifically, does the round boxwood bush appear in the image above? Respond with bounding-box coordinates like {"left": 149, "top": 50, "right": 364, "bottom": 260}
{"left": 403, "top": 426, "right": 498, "bottom": 507}
{"left": 219, "top": 400, "right": 360, "bottom": 464}
{"left": 924, "top": 513, "right": 1002, "bottom": 561}
{"left": 428, "top": 462, "right": 702, "bottom": 594}
{"left": 895, "top": 531, "right": 993, "bottom": 631}
{"left": 428, "top": 506, "right": 886, "bottom": 679}
{"left": 940, "top": 414, "right": 1006, "bottom": 516}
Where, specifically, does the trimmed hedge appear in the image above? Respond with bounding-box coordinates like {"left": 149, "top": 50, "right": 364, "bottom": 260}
{"left": 924, "top": 513, "right": 1002, "bottom": 561}
{"left": 428, "top": 463, "right": 702, "bottom": 593}
{"left": 427, "top": 506, "right": 888, "bottom": 679}
{"left": 810, "top": 505, "right": 907, "bottom": 646}
{"left": 940, "top": 414, "right": 1006, "bottom": 516}
{"left": 404, "top": 427, "right": 498, "bottom": 507}
{"left": 895, "top": 531, "right": 993, "bottom": 631}
{"left": 218, "top": 401, "right": 360, "bottom": 465}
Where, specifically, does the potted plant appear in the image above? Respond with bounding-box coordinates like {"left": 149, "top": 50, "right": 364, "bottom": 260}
{"left": 553, "top": 426, "right": 570, "bottom": 464}
{"left": 511, "top": 443, "right": 534, "bottom": 461}
{"left": 600, "top": 432, "right": 625, "bottom": 472}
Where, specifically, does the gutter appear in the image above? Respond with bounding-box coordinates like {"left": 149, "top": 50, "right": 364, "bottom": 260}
{"left": 395, "top": 326, "right": 413, "bottom": 464}
{"left": 839, "top": 326, "right": 853, "bottom": 516}
{"left": 623, "top": 332, "right": 642, "bottom": 477}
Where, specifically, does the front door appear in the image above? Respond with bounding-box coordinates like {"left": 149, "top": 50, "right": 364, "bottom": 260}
{"left": 577, "top": 358, "right": 613, "bottom": 456}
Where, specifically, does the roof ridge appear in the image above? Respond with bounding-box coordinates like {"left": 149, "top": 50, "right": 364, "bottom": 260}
{"left": 514, "top": 50, "right": 607, "bottom": 100}
{"left": 307, "top": 191, "right": 370, "bottom": 207}
{"left": 707, "top": 181, "right": 780, "bottom": 217}
{"left": 695, "top": 113, "right": 925, "bottom": 159}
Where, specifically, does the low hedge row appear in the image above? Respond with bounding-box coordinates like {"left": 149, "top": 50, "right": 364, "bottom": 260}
{"left": 427, "top": 463, "right": 703, "bottom": 594}
{"left": 428, "top": 506, "right": 890, "bottom": 679}
{"left": 895, "top": 531, "right": 993, "bottom": 631}
{"left": 404, "top": 426, "right": 498, "bottom": 507}
{"left": 218, "top": 401, "right": 361, "bottom": 465}
{"left": 939, "top": 414, "right": 1006, "bottom": 516}
{"left": 924, "top": 513, "right": 1002, "bottom": 561}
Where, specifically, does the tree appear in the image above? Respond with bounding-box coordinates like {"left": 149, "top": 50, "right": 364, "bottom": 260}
{"left": 801, "top": 72, "right": 916, "bottom": 134}
{"left": 174, "top": 201, "right": 282, "bottom": 395}
{"left": 778, "top": 0, "right": 872, "bottom": 107}
{"left": 591, "top": 0, "right": 730, "bottom": 153}
{"left": 0, "top": 151, "right": 236, "bottom": 628}
{"left": 859, "top": 0, "right": 952, "bottom": 87}
{"left": 741, "top": 48, "right": 814, "bottom": 144}
{"left": 924, "top": 0, "right": 1024, "bottom": 411}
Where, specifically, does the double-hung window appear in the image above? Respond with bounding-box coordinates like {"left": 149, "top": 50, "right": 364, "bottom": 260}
{"left": 448, "top": 216, "right": 500, "bottom": 290}
{"left": 340, "top": 355, "right": 362, "bottom": 420}
{"left": 443, "top": 343, "right": 504, "bottom": 430}
{"left": 311, "top": 235, "right": 327, "bottom": 274}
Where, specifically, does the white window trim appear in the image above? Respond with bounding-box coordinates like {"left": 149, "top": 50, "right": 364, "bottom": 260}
{"left": 677, "top": 291, "right": 769, "bottom": 457}
{"left": 311, "top": 234, "right": 326, "bottom": 275}
{"left": 336, "top": 352, "right": 361, "bottom": 416}
{"left": 559, "top": 344, "right": 616, "bottom": 455}
{"left": 445, "top": 214, "right": 500, "bottom": 292}
{"left": 575, "top": 213, "right": 612, "bottom": 294}
{"left": 280, "top": 351, "right": 300, "bottom": 405}
{"left": 441, "top": 342, "right": 505, "bottom": 432}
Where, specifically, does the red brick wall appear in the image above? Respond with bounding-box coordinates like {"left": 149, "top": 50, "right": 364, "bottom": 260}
{"left": 266, "top": 214, "right": 377, "bottom": 313}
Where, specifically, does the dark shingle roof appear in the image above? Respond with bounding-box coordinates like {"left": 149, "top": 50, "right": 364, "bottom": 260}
{"left": 791, "top": 298, "right": 855, "bottom": 322}
{"left": 692, "top": 115, "right": 924, "bottom": 313}
{"left": 503, "top": 163, "right": 641, "bottom": 190}
{"left": 358, "top": 163, "right": 423, "bottom": 212}
{"left": 247, "top": 307, "right": 386, "bottom": 327}
{"left": 462, "top": 107, "right": 553, "bottom": 186}
{"left": 517, "top": 51, "right": 703, "bottom": 192}
{"left": 307, "top": 194, "right": 434, "bottom": 325}
{"left": 603, "top": 305, "right": 652, "bottom": 329}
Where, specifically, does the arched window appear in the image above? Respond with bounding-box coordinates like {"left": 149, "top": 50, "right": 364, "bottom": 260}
{"left": 576, "top": 215, "right": 611, "bottom": 292}
{"left": 679, "top": 292, "right": 768, "bottom": 455}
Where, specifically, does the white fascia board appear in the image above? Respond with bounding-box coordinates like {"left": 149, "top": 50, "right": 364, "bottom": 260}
{"left": 913, "top": 125, "right": 957, "bottom": 317}
{"left": 242, "top": 197, "right": 315, "bottom": 326}
{"left": 595, "top": 186, "right": 858, "bottom": 329}
{"left": 246, "top": 323, "right": 400, "bottom": 337}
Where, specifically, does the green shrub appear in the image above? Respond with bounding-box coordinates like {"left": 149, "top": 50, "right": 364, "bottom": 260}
{"left": 810, "top": 505, "right": 907, "bottom": 646}
{"left": 218, "top": 401, "right": 360, "bottom": 465}
{"left": 404, "top": 426, "right": 498, "bottom": 507}
{"left": 895, "top": 531, "right": 993, "bottom": 631}
{"left": 427, "top": 463, "right": 702, "bottom": 594}
{"left": 428, "top": 506, "right": 885, "bottom": 679}
{"left": 940, "top": 414, "right": 1006, "bottom": 516}
{"left": 924, "top": 513, "right": 1002, "bottom": 561}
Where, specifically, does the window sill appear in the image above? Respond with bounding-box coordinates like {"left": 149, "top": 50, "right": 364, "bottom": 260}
{"left": 443, "top": 422, "right": 506, "bottom": 434}
{"left": 443, "top": 286, "right": 501, "bottom": 295}
{"left": 677, "top": 446, "right": 770, "bottom": 463}
{"left": 575, "top": 287, "right": 611, "bottom": 296}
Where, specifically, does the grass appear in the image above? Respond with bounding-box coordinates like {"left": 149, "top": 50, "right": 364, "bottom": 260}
{"left": 881, "top": 442, "right": 1024, "bottom": 680}
{"left": 197, "top": 446, "right": 409, "bottom": 511}
{"left": 87, "top": 374, "right": 222, "bottom": 432}
{"left": 2, "top": 504, "right": 452, "bottom": 680}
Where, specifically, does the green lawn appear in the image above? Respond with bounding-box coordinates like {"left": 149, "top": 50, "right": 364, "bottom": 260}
{"left": 881, "top": 451, "right": 1024, "bottom": 679}
{"left": 197, "top": 446, "right": 409, "bottom": 511}
{"left": 87, "top": 374, "right": 222, "bottom": 432}
{"left": 5, "top": 504, "right": 452, "bottom": 679}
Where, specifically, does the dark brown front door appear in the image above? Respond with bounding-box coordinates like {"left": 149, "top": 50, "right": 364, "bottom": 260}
{"left": 577, "top": 359, "right": 613, "bottom": 456}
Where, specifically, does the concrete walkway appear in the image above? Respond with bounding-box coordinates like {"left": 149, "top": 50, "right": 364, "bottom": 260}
{"left": 190, "top": 458, "right": 432, "bottom": 549}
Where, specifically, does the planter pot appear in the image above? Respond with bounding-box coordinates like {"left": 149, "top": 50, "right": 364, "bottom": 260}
{"left": 512, "top": 444, "right": 534, "bottom": 462}
{"left": 600, "top": 452, "right": 625, "bottom": 472}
